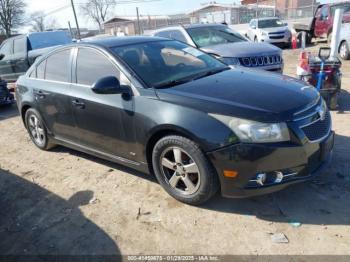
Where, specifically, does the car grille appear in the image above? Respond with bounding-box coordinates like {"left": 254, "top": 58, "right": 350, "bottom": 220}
{"left": 239, "top": 55, "right": 282, "bottom": 67}
{"left": 292, "top": 97, "right": 332, "bottom": 143}
{"left": 301, "top": 111, "right": 331, "bottom": 142}
{"left": 269, "top": 35, "right": 284, "bottom": 39}
{"left": 269, "top": 31, "right": 286, "bottom": 35}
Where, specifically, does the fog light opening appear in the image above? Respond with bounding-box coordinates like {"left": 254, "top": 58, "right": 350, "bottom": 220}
{"left": 256, "top": 173, "right": 267, "bottom": 186}
{"left": 274, "top": 171, "right": 284, "bottom": 183}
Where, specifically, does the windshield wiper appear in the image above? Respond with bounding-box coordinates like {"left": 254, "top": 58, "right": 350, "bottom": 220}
{"left": 153, "top": 67, "right": 230, "bottom": 89}
{"left": 153, "top": 78, "right": 192, "bottom": 89}
{"left": 193, "top": 67, "right": 230, "bottom": 81}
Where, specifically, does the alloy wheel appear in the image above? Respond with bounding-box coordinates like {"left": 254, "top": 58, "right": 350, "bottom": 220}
{"left": 28, "top": 114, "right": 45, "bottom": 146}
{"left": 160, "top": 147, "right": 201, "bottom": 195}
{"left": 340, "top": 43, "right": 348, "bottom": 59}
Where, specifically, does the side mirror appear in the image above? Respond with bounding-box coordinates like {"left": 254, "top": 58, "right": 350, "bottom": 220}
{"left": 284, "top": 22, "right": 288, "bottom": 26}
{"left": 92, "top": 76, "right": 127, "bottom": 95}
{"left": 0, "top": 54, "right": 4, "bottom": 60}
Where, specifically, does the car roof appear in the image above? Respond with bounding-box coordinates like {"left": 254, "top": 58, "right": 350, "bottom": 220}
{"left": 183, "top": 23, "right": 227, "bottom": 29}
{"left": 256, "top": 17, "right": 280, "bottom": 21}
{"left": 155, "top": 23, "right": 226, "bottom": 32}
{"left": 81, "top": 36, "right": 168, "bottom": 48}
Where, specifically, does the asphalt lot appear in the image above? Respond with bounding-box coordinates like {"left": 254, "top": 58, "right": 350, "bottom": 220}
{"left": 1, "top": 44, "right": 350, "bottom": 256}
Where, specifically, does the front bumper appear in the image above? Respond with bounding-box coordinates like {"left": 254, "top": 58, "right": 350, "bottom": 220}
{"left": 259, "top": 34, "right": 291, "bottom": 44}
{"left": 207, "top": 131, "right": 334, "bottom": 198}
{"left": 0, "top": 93, "right": 14, "bottom": 106}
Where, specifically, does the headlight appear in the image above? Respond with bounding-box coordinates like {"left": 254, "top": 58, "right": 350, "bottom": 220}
{"left": 220, "top": 57, "right": 240, "bottom": 65}
{"left": 209, "top": 114, "right": 290, "bottom": 143}
{"left": 261, "top": 31, "right": 268, "bottom": 36}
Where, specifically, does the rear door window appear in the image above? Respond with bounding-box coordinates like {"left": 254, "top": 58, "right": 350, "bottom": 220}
{"left": 76, "top": 48, "right": 120, "bottom": 86}
{"left": 45, "top": 49, "right": 71, "bottom": 82}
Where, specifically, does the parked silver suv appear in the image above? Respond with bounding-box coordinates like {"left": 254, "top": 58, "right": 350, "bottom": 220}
{"left": 153, "top": 24, "right": 284, "bottom": 72}
{"left": 247, "top": 17, "right": 291, "bottom": 47}
{"left": 339, "top": 22, "right": 350, "bottom": 60}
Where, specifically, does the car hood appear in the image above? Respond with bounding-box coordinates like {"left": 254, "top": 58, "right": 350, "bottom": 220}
{"left": 343, "top": 12, "right": 350, "bottom": 23}
{"left": 260, "top": 26, "right": 290, "bottom": 33}
{"left": 155, "top": 68, "right": 320, "bottom": 122}
{"left": 200, "top": 42, "right": 281, "bottom": 58}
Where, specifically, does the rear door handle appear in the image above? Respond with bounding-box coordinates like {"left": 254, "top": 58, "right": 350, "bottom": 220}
{"left": 72, "top": 99, "right": 85, "bottom": 109}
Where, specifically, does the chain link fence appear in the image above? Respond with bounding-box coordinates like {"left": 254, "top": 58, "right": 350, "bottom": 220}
{"left": 108, "top": 2, "right": 347, "bottom": 35}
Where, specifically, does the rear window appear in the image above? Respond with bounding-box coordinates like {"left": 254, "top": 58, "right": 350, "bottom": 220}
{"left": 156, "top": 30, "right": 187, "bottom": 43}
{"left": 28, "top": 31, "right": 72, "bottom": 50}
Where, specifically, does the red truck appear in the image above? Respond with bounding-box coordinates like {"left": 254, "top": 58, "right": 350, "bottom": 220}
{"left": 293, "top": 2, "right": 350, "bottom": 44}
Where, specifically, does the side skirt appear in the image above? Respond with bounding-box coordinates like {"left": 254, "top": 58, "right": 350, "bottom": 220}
{"left": 50, "top": 136, "right": 150, "bottom": 175}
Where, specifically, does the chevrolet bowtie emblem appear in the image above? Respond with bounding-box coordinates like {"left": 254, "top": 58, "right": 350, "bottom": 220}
{"left": 317, "top": 105, "right": 326, "bottom": 121}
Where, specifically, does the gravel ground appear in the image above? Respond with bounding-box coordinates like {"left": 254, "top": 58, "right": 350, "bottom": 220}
{"left": 1, "top": 44, "right": 350, "bottom": 256}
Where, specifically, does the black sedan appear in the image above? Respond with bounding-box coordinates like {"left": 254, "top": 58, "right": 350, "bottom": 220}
{"left": 16, "top": 36, "right": 334, "bottom": 205}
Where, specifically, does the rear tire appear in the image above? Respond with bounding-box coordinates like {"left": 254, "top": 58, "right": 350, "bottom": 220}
{"left": 25, "top": 108, "right": 55, "bottom": 150}
{"left": 152, "top": 135, "right": 219, "bottom": 205}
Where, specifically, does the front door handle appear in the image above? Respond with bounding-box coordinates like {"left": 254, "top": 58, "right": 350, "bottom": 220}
{"left": 72, "top": 99, "right": 85, "bottom": 109}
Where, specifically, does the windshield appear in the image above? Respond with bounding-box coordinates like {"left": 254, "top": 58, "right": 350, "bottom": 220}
{"left": 186, "top": 26, "right": 246, "bottom": 48}
{"left": 28, "top": 31, "right": 72, "bottom": 50}
{"left": 112, "top": 40, "right": 228, "bottom": 88}
{"left": 258, "top": 19, "right": 285, "bottom": 28}
{"left": 331, "top": 4, "right": 350, "bottom": 15}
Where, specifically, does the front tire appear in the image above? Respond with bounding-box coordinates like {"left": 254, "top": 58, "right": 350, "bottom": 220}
{"left": 329, "top": 93, "right": 338, "bottom": 110}
{"left": 339, "top": 41, "right": 350, "bottom": 60}
{"left": 152, "top": 135, "right": 219, "bottom": 205}
{"left": 25, "top": 108, "right": 55, "bottom": 150}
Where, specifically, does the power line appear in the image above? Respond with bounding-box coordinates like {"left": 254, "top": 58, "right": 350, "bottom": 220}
{"left": 70, "top": 0, "right": 81, "bottom": 38}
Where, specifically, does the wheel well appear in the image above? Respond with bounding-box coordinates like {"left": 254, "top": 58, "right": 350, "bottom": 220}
{"left": 145, "top": 129, "right": 192, "bottom": 174}
{"left": 21, "top": 105, "right": 31, "bottom": 126}
{"left": 339, "top": 40, "right": 347, "bottom": 52}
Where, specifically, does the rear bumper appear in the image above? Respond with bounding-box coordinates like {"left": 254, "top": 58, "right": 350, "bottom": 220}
{"left": 207, "top": 131, "right": 334, "bottom": 198}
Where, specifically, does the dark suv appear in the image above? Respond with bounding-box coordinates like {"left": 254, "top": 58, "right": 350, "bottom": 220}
{"left": 16, "top": 37, "right": 333, "bottom": 205}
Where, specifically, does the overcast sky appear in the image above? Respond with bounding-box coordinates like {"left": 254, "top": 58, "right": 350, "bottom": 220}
{"left": 23, "top": 0, "right": 238, "bottom": 32}
{"left": 23, "top": 0, "right": 335, "bottom": 32}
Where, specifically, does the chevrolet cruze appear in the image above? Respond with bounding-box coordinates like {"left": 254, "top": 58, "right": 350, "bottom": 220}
{"left": 16, "top": 36, "right": 334, "bottom": 205}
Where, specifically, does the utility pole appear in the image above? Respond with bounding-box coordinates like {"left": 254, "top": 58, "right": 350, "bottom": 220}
{"left": 70, "top": 0, "right": 81, "bottom": 39}
{"left": 136, "top": 7, "right": 141, "bottom": 35}
{"left": 274, "top": 0, "right": 276, "bottom": 17}
{"left": 256, "top": 0, "right": 259, "bottom": 18}
{"left": 68, "top": 21, "right": 73, "bottom": 39}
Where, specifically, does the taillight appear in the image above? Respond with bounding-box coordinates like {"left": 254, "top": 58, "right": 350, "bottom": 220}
{"left": 298, "top": 51, "right": 310, "bottom": 72}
